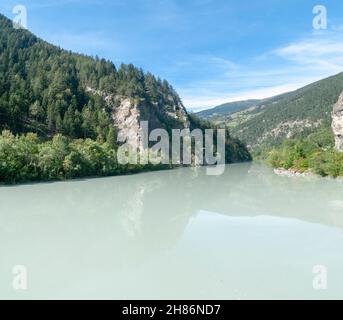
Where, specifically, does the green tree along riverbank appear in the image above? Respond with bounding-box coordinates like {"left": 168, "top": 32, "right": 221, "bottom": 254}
{"left": 0, "top": 13, "right": 251, "bottom": 184}
{"left": 266, "top": 128, "right": 343, "bottom": 178}
{"left": 0, "top": 130, "right": 169, "bottom": 184}
{"left": 0, "top": 128, "right": 252, "bottom": 184}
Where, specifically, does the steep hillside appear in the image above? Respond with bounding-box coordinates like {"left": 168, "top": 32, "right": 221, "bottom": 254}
{"left": 0, "top": 13, "right": 188, "bottom": 140}
{"left": 0, "top": 13, "right": 251, "bottom": 183}
{"left": 199, "top": 73, "right": 343, "bottom": 152}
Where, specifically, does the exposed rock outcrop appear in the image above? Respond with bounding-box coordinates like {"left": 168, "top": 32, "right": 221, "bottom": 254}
{"left": 86, "top": 87, "right": 190, "bottom": 148}
{"left": 332, "top": 92, "right": 343, "bottom": 152}
{"left": 112, "top": 98, "right": 142, "bottom": 148}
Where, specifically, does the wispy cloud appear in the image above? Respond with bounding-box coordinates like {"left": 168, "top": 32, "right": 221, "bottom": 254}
{"left": 181, "top": 31, "right": 343, "bottom": 111}
{"left": 274, "top": 37, "right": 343, "bottom": 73}
{"left": 181, "top": 81, "right": 316, "bottom": 111}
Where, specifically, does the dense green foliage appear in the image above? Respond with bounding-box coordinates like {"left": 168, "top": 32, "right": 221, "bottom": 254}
{"left": 0, "top": 14, "right": 183, "bottom": 140}
{"left": 0, "top": 130, "right": 169, "bottom": 183}
{"left": 188, "top": 113, "right": 252, "bottom": 163}
{"left": 0, "top": 126, "right": 251, "bottom": 183}
{"left": 0, "top": 13, "right": 252, "bottom": 183}
{"left": 267, "top": 129, "right": 343, "bottom": 177}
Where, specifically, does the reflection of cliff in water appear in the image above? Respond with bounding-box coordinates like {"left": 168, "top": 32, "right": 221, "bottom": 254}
{"left": 1, "top": 163, "right": 343, "bottom": 273}
{"left": 0, "top": 166, "right": 248, "bottom": 264}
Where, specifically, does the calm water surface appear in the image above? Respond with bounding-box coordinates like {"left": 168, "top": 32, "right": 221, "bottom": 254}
{"left": 1, "top": 163, "right": 343, "bottom": 299}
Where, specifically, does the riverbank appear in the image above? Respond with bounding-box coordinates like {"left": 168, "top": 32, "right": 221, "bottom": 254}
{"left": 0, "top": 130, "right": 252, "bottom": 185}
{"left": 273, "top": 167, "right": 343, "bottom": 182}
{"left": 267, "top": 128, "right": 343, "bottom": 179}
{"left": 273, "top": 168, "right": 314, "bottom": 178}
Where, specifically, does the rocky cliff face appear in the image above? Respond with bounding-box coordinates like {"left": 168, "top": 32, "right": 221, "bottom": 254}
{"left": 332, "top": 92, "right": 343, "bottom": 152}
{"left": 86, "top": 87, "right": 190, "bottom": 148}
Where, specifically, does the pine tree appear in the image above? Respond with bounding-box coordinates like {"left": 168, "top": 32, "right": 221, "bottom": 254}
{"left": 106, "top": 126, "right": 117, "bottom": 148}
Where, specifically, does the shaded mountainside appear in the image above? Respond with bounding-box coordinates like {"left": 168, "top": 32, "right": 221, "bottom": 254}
{"left": 197, "top": 72, "right": 343, "bottom": 153}
{"left": 0, "top": 13, "right": 251, "bottom": 183}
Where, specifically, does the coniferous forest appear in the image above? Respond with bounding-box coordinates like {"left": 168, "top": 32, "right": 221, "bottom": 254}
{"left": 0, "top": 14, "right": 181, "bottom": 139}
{"left": 0, "top": 14, "right": 251, "bottom": 183}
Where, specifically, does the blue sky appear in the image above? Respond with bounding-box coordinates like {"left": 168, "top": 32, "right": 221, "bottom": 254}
{"left": 1, "top": 0, "right": 343, "bottom": 110}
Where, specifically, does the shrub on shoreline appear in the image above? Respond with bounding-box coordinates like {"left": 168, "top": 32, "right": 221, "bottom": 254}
{"left": 267, "top": 129, "right": 343, "bottom": 178}
{"left": 0, "top": 131, "right": 166, "bottom": 184}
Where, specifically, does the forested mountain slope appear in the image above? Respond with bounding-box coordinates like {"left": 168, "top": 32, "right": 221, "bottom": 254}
{"left": 196, "top": 99, "right": 260, "bottom": 120}
{"left": 0, "top": 13, "right": 188, "bottom": 139}
{"left": 236, "top": 73, "right": 343, "bottom": 151}
{"left": 0, "top": 13, "right": 251, "bottom": 183}
{"left": 198, "top": 72, "right": 343, "bottom": 152}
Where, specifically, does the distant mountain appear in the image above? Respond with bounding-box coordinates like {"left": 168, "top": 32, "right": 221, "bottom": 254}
{"left": 196, "top": 100, "right": 260, "bottom": 120}
{"left": 0, "top": 13, "right": 251, "bottom": 166}
{"left": 198, "top": 73, "right": 343, "bottom": 152}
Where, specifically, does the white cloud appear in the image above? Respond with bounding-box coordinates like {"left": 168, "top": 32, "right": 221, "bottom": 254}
{"left": 274, "top": 38, "right": 343, "bottom": 73}
{"left": 182, "top": 81, "right": 316, "bottom": 111}
{"left": 276, "top": 41, "right": 343, "bottom": 57}
{"left": 181, "top": 33, "right": 343, "bottom": 111}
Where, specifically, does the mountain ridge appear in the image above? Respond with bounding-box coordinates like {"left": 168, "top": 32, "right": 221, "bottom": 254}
{"left": 0, "top": 12, "right": 252, "bottom": 183}
{"left": 197, "top": 72, "right": 343, "bottom": 152}
{"left": 196, "top": 99, "right": 261, "bottom": 120}
{"left": 0, "top": 13, "right": 189, "bottom": 140}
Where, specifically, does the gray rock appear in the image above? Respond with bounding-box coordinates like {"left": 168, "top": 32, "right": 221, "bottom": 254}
{"left": 86, "top": 87, "right": 190, "bottom": 149}
{"left": 332, "top": 92, "right": 343, "bottom": 152}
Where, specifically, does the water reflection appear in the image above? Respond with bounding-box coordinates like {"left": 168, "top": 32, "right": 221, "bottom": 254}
{"left": 0, "top": 163, "right": 343, "bottom": 299}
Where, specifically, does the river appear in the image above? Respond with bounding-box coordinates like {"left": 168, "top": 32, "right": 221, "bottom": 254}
{"left": 1, "top": 163, "right": 343, "bottom": 299}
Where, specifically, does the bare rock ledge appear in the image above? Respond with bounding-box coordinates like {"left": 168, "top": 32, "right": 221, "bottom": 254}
{"left": 332, "top": 92, "right": 343, "bottom": 152}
